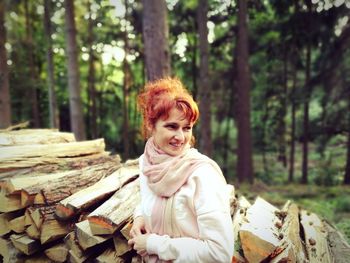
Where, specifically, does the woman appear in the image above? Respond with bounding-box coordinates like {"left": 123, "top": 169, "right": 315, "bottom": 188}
{"left": 128, "top": 77, "right": 234, "bottom": 262}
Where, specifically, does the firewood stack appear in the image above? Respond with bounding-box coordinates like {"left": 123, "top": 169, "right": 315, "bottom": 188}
{"left": 1, "top": 128, "right": 350, "bottom": 263}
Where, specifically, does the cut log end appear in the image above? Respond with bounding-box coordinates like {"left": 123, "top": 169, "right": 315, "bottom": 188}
{"left": 55, "top": 203, "right": 75, "bottom": 220}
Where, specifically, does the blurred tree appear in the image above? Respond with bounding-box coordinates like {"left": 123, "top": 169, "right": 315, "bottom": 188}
{"left": 86, "top": 0, "right": 97, "bottom": 139}
{"left": 24, "top": 0, "right": 40, "bottom": 127}
{"left": 64, "top": 0, "right": 86, "bottom": 140}
{"left": 0, "top": 0, "right": 11, "bottom": 128}
{"left": 122, "top": 0, "right": 131, "bottom": 159}
{"left": 142, "top": 0, "right": 170, "bottom": 80}
{"left": 235, "top": 0, "right": 253, "bottom": 184}
{"left": 43, "top": 0, "right": 59, "bottom": 129}
{"left": 197, "top": 0, "right": 212, "bottom": 157}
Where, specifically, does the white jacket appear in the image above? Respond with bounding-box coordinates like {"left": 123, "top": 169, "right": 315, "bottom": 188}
{"left": 134, "top": 154, "right": 234, "bottom": 263}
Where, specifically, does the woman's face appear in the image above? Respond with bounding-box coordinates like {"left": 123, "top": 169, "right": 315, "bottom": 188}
{"left": 152, "top": 107, "right": 193, "bottom": 156}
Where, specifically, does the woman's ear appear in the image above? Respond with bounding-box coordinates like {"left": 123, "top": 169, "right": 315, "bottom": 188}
{"left": 146, "top": 122, "right": 153, "bottom": 136}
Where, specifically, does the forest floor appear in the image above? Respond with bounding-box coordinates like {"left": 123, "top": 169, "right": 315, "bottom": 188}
{"left": 237, "top": 182, "right": 350, "bottom": 244}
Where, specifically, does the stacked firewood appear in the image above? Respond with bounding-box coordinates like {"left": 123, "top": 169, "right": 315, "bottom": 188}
{"left": 0, "top": 128, "right": 350, "bottom": 263}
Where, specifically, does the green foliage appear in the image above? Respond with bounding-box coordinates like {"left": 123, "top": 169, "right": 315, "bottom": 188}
{"left": 3, "top": 1, "right": 350, "bottom": 182}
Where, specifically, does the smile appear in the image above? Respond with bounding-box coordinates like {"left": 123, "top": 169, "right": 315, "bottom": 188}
{"left": 170, "top": 142, "right": 182, "bottom": 148}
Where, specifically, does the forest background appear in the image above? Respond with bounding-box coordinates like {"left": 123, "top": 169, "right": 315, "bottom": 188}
{"left": 0, "top": 0, "right": 349, "bottom": 242}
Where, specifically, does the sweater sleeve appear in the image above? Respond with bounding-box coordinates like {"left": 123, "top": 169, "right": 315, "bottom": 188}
{"left": 146, "top": 164, "right": 234, "bottom": 263}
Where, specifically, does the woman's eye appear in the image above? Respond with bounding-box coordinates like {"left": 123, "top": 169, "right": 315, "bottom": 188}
{"left": 166, "top": 124, "right": 177, "bottom": 129}
{"left": 184, "top": 126, "right": 192, "bottom": 131}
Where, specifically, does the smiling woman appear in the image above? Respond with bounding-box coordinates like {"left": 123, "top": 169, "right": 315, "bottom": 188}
{"left": 128, "top": 77, "right": 234, "bottom": 262}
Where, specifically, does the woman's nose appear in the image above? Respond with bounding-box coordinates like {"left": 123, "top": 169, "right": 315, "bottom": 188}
{"left": 174, "top": 129, "right": 184, "bottom": 140}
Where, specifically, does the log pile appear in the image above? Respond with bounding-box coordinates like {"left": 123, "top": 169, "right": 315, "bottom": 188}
{"left": 1, "top": 128, "right": 350, "bottom": 263}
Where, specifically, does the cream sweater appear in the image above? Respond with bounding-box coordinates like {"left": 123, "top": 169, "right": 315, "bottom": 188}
{"left": 134, "top": 154, "right": 234, "bottom": 263}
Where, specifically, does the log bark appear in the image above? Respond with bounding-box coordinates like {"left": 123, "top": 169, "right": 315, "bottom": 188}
{"left": 324, "top": 221, "right": 350, "bottom": 262}
{"left": 300, "top": 210, "right": 332, "bottom": 263}
{"left": 0, "top": 152, "right": 117, "bottom": 181}
{"left": 0, "top": 139, "right": 105, "bottom": 172}
{"left": 88, "top": 179, "right": 140, "bottom": 235}
{"left": 0, "top": 129, "right": 75, "bottom": 146}
{"left": 239, "top": 196, "right": 281, "bottom": 262}
{"left": 21, "top": 159, "right": 120, "bottom": 206}
{"left": 56, "top": 162, "right": 139, "bottom": 220}
{"left": 44, "top": 243, "right": 68, "bottom": 263}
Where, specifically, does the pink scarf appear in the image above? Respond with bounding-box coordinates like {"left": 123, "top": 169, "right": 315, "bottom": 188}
{"left": 142, "top": 137, "right": 223, "bottom": 237}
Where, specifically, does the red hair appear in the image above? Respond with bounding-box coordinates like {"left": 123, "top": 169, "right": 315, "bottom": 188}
{"left": 137, "top": 77, "right": 199, "bottom": 138}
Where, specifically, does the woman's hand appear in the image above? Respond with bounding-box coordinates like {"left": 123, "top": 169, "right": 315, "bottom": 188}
{"left": 128, "top": 233, "right": 150, "bottom": 257}
{"left": 130, "top": 216, "right": 149, "bottom": 238}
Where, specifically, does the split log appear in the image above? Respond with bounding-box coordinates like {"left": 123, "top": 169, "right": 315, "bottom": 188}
{"left": 25, "top": 205, "right": 71, "bottom": 244}
{"left": 324, "top": 221, "right": 350, "bottom": 263}
{"left": 8, "top": 215, "right": 26, "bottom": 234}
{"left": 113, "top": 235, "right": 132, "bottom": 257}
{"left": 0, "top": 188, "right": 24, "bottom": 212}
{"left": 0, "top": 237, "right": 22, "bottom": 263}
{"left": 27, "top": 205, "right": 56, "bottom": 230}
{"left": 300, "top": 210, "right": 332, "bottom": 263}
{"left": 56, "top": 162, "right": 139, "bottom": 220}
{"left": 270, "top": 201, "right": 307, "bottom": 262}
{"left": 95, "top": 247, "right": 126, "bottom": 263}
{"left": 239, "top": 196, "right": 281, "bottom": 263}
{"left": 64, "top": 231, "right": 85, "bottom": 258}
{"left": 0, "top": 138, "right": 106, "bottom": 172}
{"left": 21, "top": 158, "right": 120, "bottom": 207}
{"left": 120, "top": 220, "right": 133, "bottom": 240}
{"left": 44, "top": 243, "right": 68, "bottom": 263}
{"left": 68, "top": 249, "right": 89, "bottom": 263}
{"left": 232, "top": 196, "right": 251, "bottom": 263}
{"left": 0, "top": 129, "right": 75, "bottom": 147}
{"left": 26, "top": 222, "right": 40, "bottom": 240}
{"left": 10, "top": 234, "right": 40, "bottom": 256}
{"left": 75, "top": 220, "right": 112, "bottom": 250}
{"left": 88, "top": 178, "right": 140, "bottom": 235}
{"left": 23, "top": 254, "right": 52, "bottom": 263}
{"left": 0, "top": 210, "right": 24, "bottom": 236}
{"left": 0, "top": 121, "right": 29, "bottom": 131}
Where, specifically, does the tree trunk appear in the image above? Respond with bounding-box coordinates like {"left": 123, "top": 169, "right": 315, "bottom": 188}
{"left": 289, "top": 61, "right": 297, "bottom": 183}
{"left": 122, "top": 0, "right": 130, "bottom": 159}
{"left": 142, "top": 0, "right": 170, "bottom": 81}
{"left": 277, "top": 46, "right": 288, "bottom": 167}
{"left": 301, "top": 35, "right": 311, "bottom": 185}
{"left": 24, "top": 0, "right": 40, "bottom": 128}
{"left": 64, "top": 0, "right": 86, "bottom": 141}
{"left": 197, "top": 0, "right": 212, "bottom": 157}
{"left": 44, "top": 0, "right": 59, "bottom": 129}
{"left": 235, "top": 0, "right": 254, "bottom": 184}
{"left": 344, "top": 99, "right": 350, "bottom": 185}
{"left": 0, "top": 0, "right": 11, "bottom": 129}
{"left": 87, "top": 0, "right": 97, "bottom": 139}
